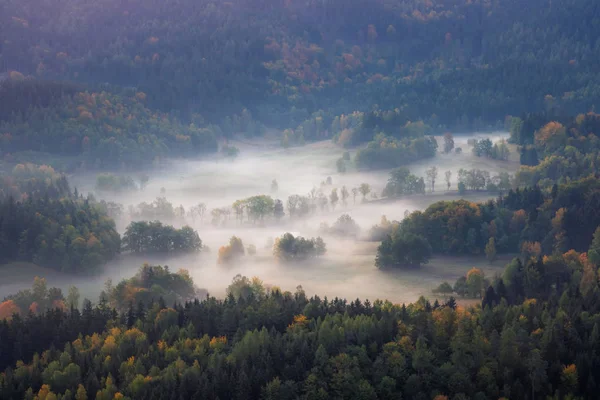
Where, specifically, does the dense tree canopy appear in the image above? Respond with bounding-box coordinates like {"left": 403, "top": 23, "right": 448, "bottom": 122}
{"left": 2, "top": 246, "right": 600, "bottom": 400}
{"left": 2, "top": 0, "right": 599, "bottom": 132}
{"left": 0, "top": 194, "right": 120, "bottom": 272}
{"left": 122, "top": 221, "right": 202, "bottom": 255}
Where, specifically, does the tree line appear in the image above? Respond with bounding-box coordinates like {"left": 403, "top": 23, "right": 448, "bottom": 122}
{"left": 2, "top": 243, "right": 600, "bottom": 400}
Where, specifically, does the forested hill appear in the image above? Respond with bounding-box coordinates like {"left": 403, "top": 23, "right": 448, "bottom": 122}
{"left": 1, "top": 0, "right": 599, "bottom": 128}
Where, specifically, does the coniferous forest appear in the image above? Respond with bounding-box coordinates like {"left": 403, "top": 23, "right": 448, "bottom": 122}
{"left": 2, "top": 0, "right": 600, "bottom": 399}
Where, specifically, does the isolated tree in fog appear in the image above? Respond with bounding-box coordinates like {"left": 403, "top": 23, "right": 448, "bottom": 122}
{"left": 233, "top": 200, "right": 245, "bottom": 222}
{"left": 188, "top": 202, "right": 207, "bottom": 223}
{"left": 485, "top": 237, "right": 497, "bottom": 263}
{"left": 67, "top": 286, "right": 80, "bottom": 309}
{"left": 139, "top": 174, "right": 149, "bottom": 190}
{"left": 445, "top": 170, "right": 452, "bottom": 190}
{"left": 426, "top": 166, "right": 438, "bottom": 192}
{"left": 336, "top": 157, "right": 346, "bottom": 173}
{"left": 271, "top": 179, "right": 278, "bottom": 193}
{"left": 433, "top": 281, "right": 454, "bottom": 298}
{"left": 287, "top": 195, "right": 299, "bottom": 218}
{"left": 359, "top": 183, "right": 371, "bottom": 201}
{"left": 341, "top": 186, "right": 350, "bottom": 206}
{"left": 273, "top": 199, "right": 285, "bottom": 220}
{"left": 466, "top": 268, "right": 485, "bottom": 298}
{"left": 218, "top": 236, "right": 245, "bottom": 264}
{"left": 352, "top": 187, "right": 359, "bottom": 204}
{"left": 317, "top": 192, "right": 328, "bottom": 211}
{"left": 443, "top": 133, "right": 454, "bottom": 153}
{"left": 330, "top": 188, "right": 339, "bottom": 210}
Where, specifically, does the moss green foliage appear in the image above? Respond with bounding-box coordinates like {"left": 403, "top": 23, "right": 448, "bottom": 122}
{"left": 273, "top": 233, "right": 326, "bottom": 262}
{"left": 122, "top": 221, "right": 202, "bottom": 254}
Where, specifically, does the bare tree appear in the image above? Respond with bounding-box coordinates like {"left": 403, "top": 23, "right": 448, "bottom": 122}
{"left": 426, "top": 166, "right": 438, "bottom": 192}
{"left": 341, "top": 186, "right": 350, "bottom": 206}
{"left": 445, "top": 170, "right": 452, "bottom": 190}
{"left": 330, "top": 188, "right": 339, "bottom": 210}
{"left": 359, "top": 183, "right": 371, "bottom": 202}
{"left": 443, "top": 133, "right": 455, "bottom": 153}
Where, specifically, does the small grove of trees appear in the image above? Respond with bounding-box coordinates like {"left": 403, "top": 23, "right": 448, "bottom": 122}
{"left": 0, "top": 277, "right": 78, "bottom": 319}
{"left": 217, "top": 236, "right": 245, "bottom": 264}
{"left": 381, "top": 167, "right": 425, "bottom": 197}
{"left": 443, "top": 132, "right": 454, "bottom": 153}
{"left": 320, "top": 214, "right": 361, "bottom": 238}
{"left": 471, "top": 138, "right": 510, "bottom": 160}
{"left": 367, "top": 215, "right": 399, "bottom": 241}
{"left": 95, "top": 173, "right": 138, "bottom": 192}
{"left": 221, "top": 144, "right": 240, "bottom": 158}
{"left": 375, "top": 229, "right": 432, "bottom": 268}
{"left": 0, "top": 194, "right": 121, "bottom": 273}
{"left": 122, "top": 221, "right": 202, "bottom": 254}
{"left": 273, "top": 233, "right": 326, "bottom": 262}
{"left": 232, "top": 195, "right": 276, "bottom": 223}
{"left": 434, "top": 267, "right": 489, "bottom": 299}
{"left": 425, "top": 166, "right": 438, "bottom": 192}
{"left": 457, "top": 168, "right": 512, "bottom": 192}
{"left": 354, "top": 134, "right": 438, "bottom": 170}
{"left": 108, "top": 264, "right": 204, "bottom": 312}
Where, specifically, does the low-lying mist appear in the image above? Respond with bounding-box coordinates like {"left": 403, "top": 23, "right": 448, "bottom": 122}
{"left": 1, "top": 132, "right": 516, "bottom": 303}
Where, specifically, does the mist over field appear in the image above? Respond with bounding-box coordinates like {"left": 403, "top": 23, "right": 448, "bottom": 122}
{"left": 0, "top": 131, "right": 515, "bottom": 303}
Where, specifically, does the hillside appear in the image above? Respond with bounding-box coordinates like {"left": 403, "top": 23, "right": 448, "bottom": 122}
{"left": 1, "top": 0, "right": 599, "bottom": 130}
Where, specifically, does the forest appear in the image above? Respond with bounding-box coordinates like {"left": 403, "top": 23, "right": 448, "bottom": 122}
{"left": 2, "top": 243, "right": 600, "bottom": 400}
{"left": 1, "top": 0, "right": 600, "bottom": 171}
{"left": 2, "top": 0, "right": 600, "bottom": 399}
